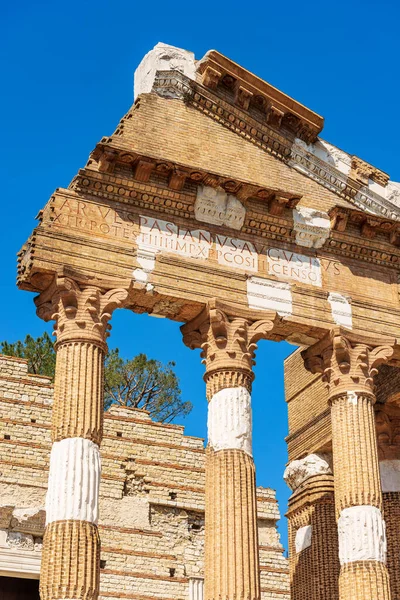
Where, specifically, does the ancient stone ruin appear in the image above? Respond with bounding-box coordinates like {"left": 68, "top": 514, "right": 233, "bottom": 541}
{"left": 3, "top": 42, "right": 400, "bottom": 600}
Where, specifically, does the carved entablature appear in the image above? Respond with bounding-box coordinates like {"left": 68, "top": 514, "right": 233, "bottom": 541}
{"left": 196, "top": 51, "right": 323, "bottom": 144}
{"left": 329, "top": 207, "right": 400, "bottom": 246}
{"left": 87, "top": 144, "right": 301, "bottom": 214}
{"left": 152, "top": 70, "right": 400, "bottom": 223}
{"left": 35, "top": 276, "right": 128, "bottom": 348}
{"left": 302, "top": 327, "right": 395, "bottom": 399}
{"left": 181, "top": 299, "right": 281, "bottom": 396}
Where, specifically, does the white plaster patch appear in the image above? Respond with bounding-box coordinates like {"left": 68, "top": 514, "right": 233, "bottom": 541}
{"left": 293, "top": 138, "right": 352, "bottom": 177}
{"left": 207, "top": 387, "right": 252, "bottom": 456}
{"left": 380, "top": 459, "right": 400, "bottom": 493}
{"left": 194, "top": 186, "right": 246, "bottom": 231}
{"left": 347, "top": 391, "right": 358, "bottom": 405}
{"left": 338, "top": 505, "right": 386, "bottom": 564}
{"left": 134, "top": 42, "right": 196, "bottom": 100}
{"left": 292, "top": 206, "right": 331, "bottom": 249}
{"left": 216, "top": 236, "right": 258, "bottom": 272}
{"left": 247, "top": 276, "right": 292, "bottom": 316}
{"left": 368, "top": 178, "right": 387, "bottom": 198}
{"left": 133, "top": 245, "right": 157, "bottom": 291}
{"left": 267, "top": 248, "right": 322, "bottom": 287}
{"left": 46, "top": 438, "right": 101, "bottom": 525}
{"left": 386, "top": 181, "right": 400, "bottom": 208}
{"left": 284, "top": 453, "right": 332, "bottom": 491}
{"left": 295, "top": 525, "right": 312, "bottom": 553}
{"left": 328, "top": 292, "right": 352, "bottom": 328}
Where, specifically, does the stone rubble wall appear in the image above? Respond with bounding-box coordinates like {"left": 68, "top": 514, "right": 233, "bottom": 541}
{"left": 0, "top": 355, "right": 289, "bottom": 599}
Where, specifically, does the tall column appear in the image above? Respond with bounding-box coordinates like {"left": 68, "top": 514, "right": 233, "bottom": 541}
{"left": 182, "top": 300, "right": 278, "bottom": 600}
{"left": 303, "top": 327, "right": 394, "bottom": 600}
{"left": 35, "top": 276, "right": 127, "bottom": 600}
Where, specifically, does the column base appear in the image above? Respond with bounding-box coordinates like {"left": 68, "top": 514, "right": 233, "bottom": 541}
{"left": 339, "top": 561, "right": 391, "bottom": 600}
{"left": 40, "top": 520, "right": 100, "bottom": 600}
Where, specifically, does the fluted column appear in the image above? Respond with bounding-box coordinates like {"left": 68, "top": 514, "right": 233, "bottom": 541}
{"left": 303, "top": 328, "right": 394, "bottom": 600}
{"left": 182, "top": 300, "right": 278, "bottom": 600}
{"left": 284, "top": 453, "right": 339, "bottom": 600}
{"left": 35, "top": 277, "right": 127, "bottom": 600}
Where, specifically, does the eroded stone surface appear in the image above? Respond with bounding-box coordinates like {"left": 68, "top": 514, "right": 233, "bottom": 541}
{"left": 284, "top": 453, "right": 332, "bottom": 491}
{"left": 207, "top": 387, "right": 252, "bottom": 456}
{"left": 194, "top": 186, "right": 246, "bottom": 230}
{"left": 292, "top": 206, "right": 331, "bottom": 249}
{"left": 134, "top": 42, "right": 196, "bottom": 100}
{"left": 46, "top": 437, "right": 100, "bottom": 525}
{"left": 338, "top": 505, "right": 386, "bottom": 564}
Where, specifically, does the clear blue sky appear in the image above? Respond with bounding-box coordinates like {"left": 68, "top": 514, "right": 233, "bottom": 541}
{"left": 2, "top": 0, "right": 400, "bottom": 552}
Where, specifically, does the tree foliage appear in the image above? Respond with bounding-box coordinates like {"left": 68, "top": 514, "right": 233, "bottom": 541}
{"left": 1, "top": 333, "right": 192, "bottom": 423}
{"left": 1, "top": 332, "right": 56, "bottom": 379}
{"left": 104, "top": 349, "right": 192, "bottom": 423}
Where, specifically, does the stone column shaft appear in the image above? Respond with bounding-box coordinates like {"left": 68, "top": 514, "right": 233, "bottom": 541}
{"left": 36, "top": 278, "right": 127, "bottom": 600}
{"left": 205, "top": 386, "right": 258, "bottom": 600}
{"left": 284, "top": 454, "right": 339, "bottom": 600}
{"left": 182, "top": 300, "right": 278, "bottom": 600}
{"left": 303, "top": 328, "right": 394, "bottom": 600}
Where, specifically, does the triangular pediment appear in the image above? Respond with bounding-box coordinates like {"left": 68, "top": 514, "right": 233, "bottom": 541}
{"left": 128, "top": 44, "right": 400, "bottom": 223}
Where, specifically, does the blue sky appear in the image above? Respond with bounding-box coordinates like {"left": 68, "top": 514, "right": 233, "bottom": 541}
{"left": 2, "top": 0, "right": 400, "bottom": 551}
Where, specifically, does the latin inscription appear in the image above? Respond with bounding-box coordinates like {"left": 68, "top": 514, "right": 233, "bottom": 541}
{"left": 267, "top": 248, "right": 322, "bottom": 287}
{"left": 51, "top": 199, "right": 340, "bottom": 287}
{"left": 138, "top": 216, "right": 212, "bottom": 259}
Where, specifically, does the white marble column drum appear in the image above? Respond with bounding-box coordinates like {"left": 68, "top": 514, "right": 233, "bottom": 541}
{"left": 46, "top": 437, "right": 101, "bottom": 525}
{"left": 207, "top": 386, "right": 252, "bottom": 455}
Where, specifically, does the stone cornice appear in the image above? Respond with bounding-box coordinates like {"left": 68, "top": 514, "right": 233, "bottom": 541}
{"left": 196, "top": 50, "right": 324, "bottom": 143}
{"left": 151, "top": 70, "right": 400, "bottom": 223}
{"left": 69, "top": 156, "right": 400, "bottom": 271}
{"left": 87, "top": 141, "right": 301, "bottom": 210}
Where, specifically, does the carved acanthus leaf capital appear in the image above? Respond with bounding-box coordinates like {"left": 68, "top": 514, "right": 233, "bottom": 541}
{"left": 35, "top": 276, "right": 128, "bottom": 348}
{"left": 302, "top": 327, "right": 394, "bottom": 399}
{"left": 181, "top": 300, "right": 280, "bottom": 394}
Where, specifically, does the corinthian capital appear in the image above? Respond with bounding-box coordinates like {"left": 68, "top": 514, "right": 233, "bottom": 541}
{"left": 181, "top": 299, "right": 280, "bottom": 396}
{"left": 35, "top": 276, "right": 128, "bottom": 348}
{"left": 302, "top": 327, "right": 394, "bottom": 399}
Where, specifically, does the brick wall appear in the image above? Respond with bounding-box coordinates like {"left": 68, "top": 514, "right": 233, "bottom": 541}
{"left": 0, "top": 355, "right": 289, "bottom": 600}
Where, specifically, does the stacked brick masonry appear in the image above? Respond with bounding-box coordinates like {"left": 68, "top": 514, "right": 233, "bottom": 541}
{"left": 285, "top": 347, "right": 400, "bottom": 600}
{"left": 0, "top": 355, "right": 289, "bottom": 599}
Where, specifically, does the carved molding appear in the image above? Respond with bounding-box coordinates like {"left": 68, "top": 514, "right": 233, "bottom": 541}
{"left": 152, "top": 70, "right": 400, "bottom": 223}
{"left": 351, "top": 156, "right": 389, "bottom": 188}
{"left": 35, "top": 276, "right": 128, "bottom": 348}
{"left": 197, "top": 50, "right": 323, "bottom": 143}
{"left": 181, "top": 299, "right": 280, "bottom": 397}
{"left": 70, "top": 167, "right": 400, "bottom": 271}
{"left": 302, "top": 327, "right": 395, "bottom": 399}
